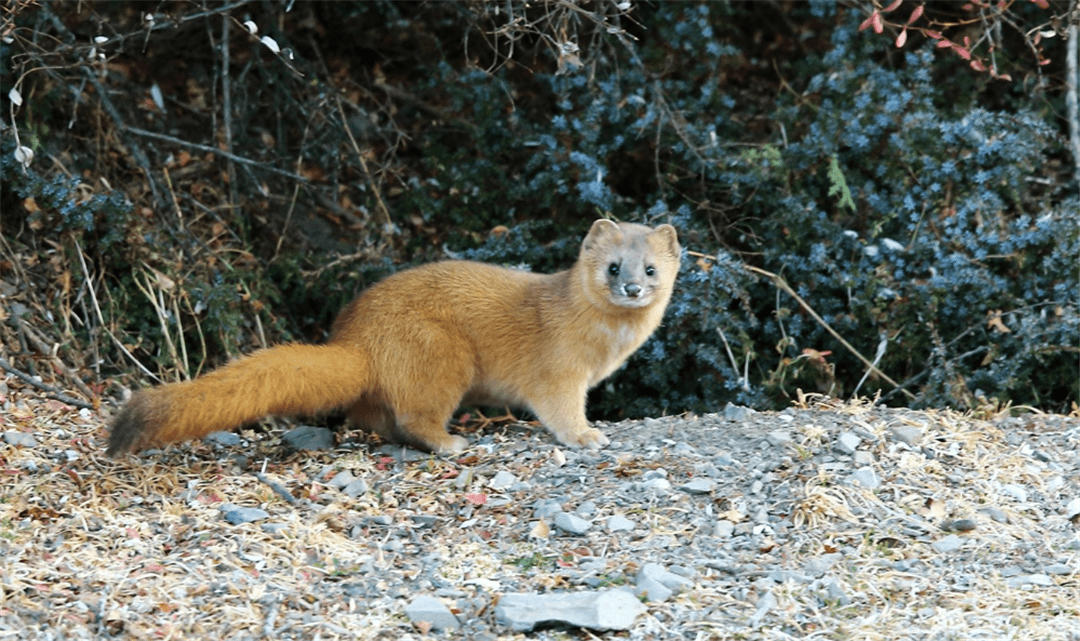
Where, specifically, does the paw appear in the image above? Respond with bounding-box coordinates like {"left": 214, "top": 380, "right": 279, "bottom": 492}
{"left": 432, "top": 434, "right": 470, "bottom": 456}
{"left": 560, "top": 427, "right": 610, "bottom": 450}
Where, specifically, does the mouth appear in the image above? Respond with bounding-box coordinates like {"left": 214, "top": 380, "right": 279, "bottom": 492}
{"left": 611, "top": 293, "right": 653, "bottom": 308}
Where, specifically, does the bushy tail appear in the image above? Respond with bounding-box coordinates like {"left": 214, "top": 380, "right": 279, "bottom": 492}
{"left": 107, "top": 343, "right": 369, "bottom": 456}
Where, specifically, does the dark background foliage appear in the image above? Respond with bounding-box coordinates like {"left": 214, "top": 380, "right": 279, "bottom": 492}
{"left": 1, "top": 0, "right": 1077, "bottom": 420}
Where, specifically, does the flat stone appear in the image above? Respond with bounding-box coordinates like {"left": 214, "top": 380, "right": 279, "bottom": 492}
{"left": 341, "top": 478, "right": 369, "bottom": 498}
{"left": 3, "top": 432, "right": 37, "bottom": 448}
{"left": 405, "top": 595, "right": 460, "bottom": 631}
{"left": 488, "top": 470, "right": 517, "bottom": 491}
{"left": 723, "top": 402, "right": 754, "bottom": 422}
{"left": 679, "top": 478, "right": 714, "bottom": 494}
{"left": 222, "top": 506, "right": 270, "bottom": 525}
{"left": 765, "top": 430, "right": 792, "bottom": 447}
{"left": 606, "top": 515, "right": 635, "bottom": 532}
{"left": 635, "top": 563, "right": 693, "bottom": 602}
{"left": 852, "top": 450, "right": 874, "bottom": 467}
{"left": 1065, "top": 497, "right": 1080, "bottom": 520}
{"left": 714, "top": 520, "right": 735, "bottom": 538}
{"left": 835, "top": 431, "right": 861, "bottom": 455}
{"left": 282, "top": 425, "right": 333, "bottom": 451}
{"left": 641, "top": 478, "right": 672, "bottom": 494}
{"left": 554, "top": 512, "right": 592, "bottom": 535}
{"left": 942, "top": 519, "right": 977, "bottom": 532}
{"left": 203, "top": 431, "right": 241, "bottom": 446}
{"left": 931, "top": 534, "right": 965, "bottom": 553}
{"left": 849, "top": 467, "right": 880, "bottom": 490}
{"left": 889, "top": 425, "right": 923, "bottom": 447}
{"left": 495, "top": 588, "right": 646, "bottom": 632}
{"left": 1044, "top": 563, "right": 1073, "bottom": 575}
{"left": 327, "top": 471, "right": 356, "bottom": 489}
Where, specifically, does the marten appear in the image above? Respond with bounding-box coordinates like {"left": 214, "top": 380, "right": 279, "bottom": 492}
{"left": 107, "top": 219, "right": 680, "bottom": 456}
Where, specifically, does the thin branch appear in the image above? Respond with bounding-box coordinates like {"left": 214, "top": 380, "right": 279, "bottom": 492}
{"left": 1066, "top": 1, "right": 1080, "bottom": 189}
{"left": 0, "top": 357, "right": 93, "bottom": 410}
{"left": 125, "top": 126, "right": 311, "bottom": 184}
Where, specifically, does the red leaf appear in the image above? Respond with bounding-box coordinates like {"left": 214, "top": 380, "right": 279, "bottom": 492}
{"left": 907, "top": 5, "right": 924, "bottom": 23}
{"left": 963, "top": 36, "right": 971, "bottom": 48}
{"left": 1031, "top": 0, "right": 1049, "bottom": 8}
{"left": 962, "top": 3, "right": 975, "bottom": 9}
{"left": 952, "top": 44, "right": 972, "bottom": 60}
{"left": 464, "top": 493, "right": 487, "bottom": 505}
{"left": 970, "top": 59, "right": 987, "bottom": 71}
{"left": 873, "top": 12, "right": 884, "bottom": 33}
{"left": 936, "top": 39, "right": 953, "bottom": 48}
{"left": 859, "top": 12, "right": 879, "bottom": 31}
{"left": 996, "top": 73, "right": 1012, "bottom": 81}
{"left": 883, "top": 0, "right": 903, "bottom": 11}
{"left": 925, "top": 30, "right": 943, "bottom": 40}
{"left": 896, "top": 29, "right": 907, "bottom": 48}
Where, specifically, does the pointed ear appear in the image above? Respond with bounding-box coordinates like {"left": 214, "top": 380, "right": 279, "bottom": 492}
{"left": 583, "top": 219, "right": 621, "bottom": 248}
{"left": 651, "top": 224, "right": 680, "bottom": 255}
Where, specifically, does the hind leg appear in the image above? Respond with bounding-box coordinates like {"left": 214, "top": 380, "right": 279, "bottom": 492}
{"left": 371, "top": 327, "right": 475, "bottom": 454}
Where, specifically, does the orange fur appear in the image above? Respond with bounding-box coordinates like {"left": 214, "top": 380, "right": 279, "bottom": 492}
{"left": 107, "top": 219, "right": 680, "bottom": 456}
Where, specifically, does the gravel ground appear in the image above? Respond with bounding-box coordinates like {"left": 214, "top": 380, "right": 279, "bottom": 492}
{"left": 1, "top": 393, "right": 1078, "bottom": 640}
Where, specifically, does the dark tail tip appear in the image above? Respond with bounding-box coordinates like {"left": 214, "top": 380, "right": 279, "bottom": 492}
{"left": 106, "top": 392, "right": 155, "bottom": 457}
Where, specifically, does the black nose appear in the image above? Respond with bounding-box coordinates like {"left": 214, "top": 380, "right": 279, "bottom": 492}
{"left": 624, "top": 283, "right": 641, "bottom": 297}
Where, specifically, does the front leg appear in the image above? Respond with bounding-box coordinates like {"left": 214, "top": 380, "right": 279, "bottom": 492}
{"left": 528, "top": 382, "right": 610, "bottom": 450}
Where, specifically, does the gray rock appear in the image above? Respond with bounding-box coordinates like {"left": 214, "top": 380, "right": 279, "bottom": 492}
{"left": 642, "top": 477, "right": 672, "bottom": 494}
{"left": 634, "top": 576, "right": 671, "bottom": 602}
{"left": 327, "top": 471, "right": 356, "bottom": 489}
{"left": 979, "top": 506, "right": 1009, "bottom": 523}
{"left": 222, "top": 506, "right": 270, "bottom": 525}
{"left": 749, "top": 590, "right": 777, "bottom": 626}
{"left": 554, "top": 512, "right": 592, "bottom": 535}
{"left": 203, "top": 431, "right": 241, "bottom": 446}
{"left": 820, "top": 576, "right": 850, "bottom": 605}
{"left": 261, "top": 522, "right": 289, "bottom": 535}
{"left": 534, "top": 499, "right": 564, "bottom": 519}
{"left": 1065, "top": 497, "right": 1080, "bottom": 520}
{"left": 723, "top": 402, "right": 754, "bottom": 422}
{"left": 606, "top": 515, "right": 635, "bottom": 532}
{"left": 849, "top": 467, "right": 880, "bottom": 490}
{"left": 3, "top": 432, "right": 36, "bottom": 448}
{"left": 1006, "top": 574, "right": 1054, "bottom": 588}
{"left": 942, "top": 519, "right": 977, "bottom": 532}
{"left": 803, "top": 553, "right": 843, "bottom": 577}
{"left": 931, "top": 534, "right": 966, "bottom": 553}
{"left": 889, "top": 425, "right": 923, "bottom": 446}
{"left": 765, "top": 430, "right": 792, "bottom": 447}
{"left": 715, "top": 520, "right": 735, "bottom": 538}
{"left": 636, "top": 563, "right": 693, "bottom": 602}
{"left": 405, "top": 595, "right": 460, "bottom": 631}
{"left": 495, "top": 588, "right": 646, "bottom": 632}
{"left": 852, "top": 450, "right": 874, "bottom": 467}
{"left": 488, "top": 470, "right": 517, "bottom": 491}
{"left": 576, "top": 500, "right": 598, "bottom": 517}
{"left": 341, "top": 478, "right": 369, "bottom": 498}
{"left": 679, "top": 478, "right": 714, "bottom": 494}
{"left": 282, "top": 425, "right": 333, "bottom": 451}
{"left": 1044, "top": 563, "right": 1073, "bottom": 575}
{"left": 835, "top": 431, "right": 861, "bottom": 455}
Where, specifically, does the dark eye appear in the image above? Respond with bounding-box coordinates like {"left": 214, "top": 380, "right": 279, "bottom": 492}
{"left": 608, "top": 263, "right": 620, "bottom": 276}
{"left": 645, "top": 265, "right": 656, "bottom": 276}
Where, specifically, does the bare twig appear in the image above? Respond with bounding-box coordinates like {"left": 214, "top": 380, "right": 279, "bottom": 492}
{"left": 0, "top": 356, "right": 93, "bottom": 409}
{"left": 1066, "top": 0, "right": 1080, "bottom": 188}
{"left": 125, "top": 126, "right": 311, "bottom": 184}
{"left": 222, "top": 12, "right": 238, "bottom": 212}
